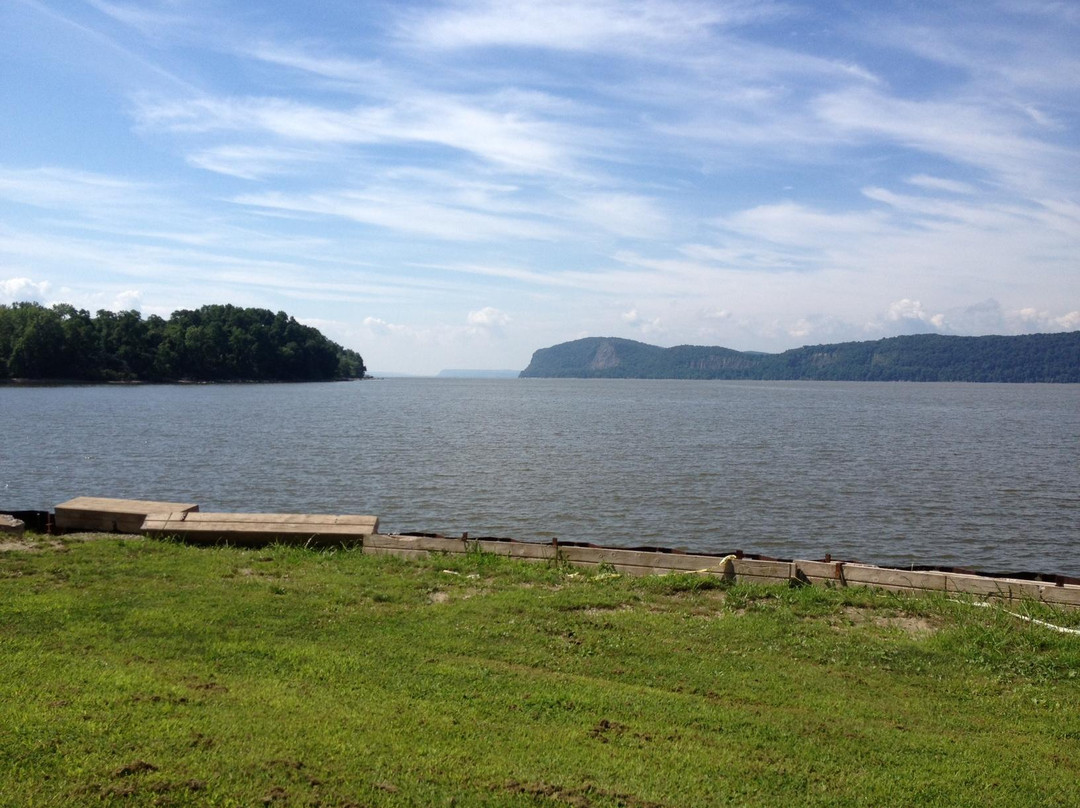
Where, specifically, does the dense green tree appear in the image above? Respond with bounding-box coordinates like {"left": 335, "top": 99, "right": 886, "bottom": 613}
{"left": 0, "top": 302, "right": 366, "bottom": 382}
{"left": 7, "top": 304, "right": 65, "bottom": 378}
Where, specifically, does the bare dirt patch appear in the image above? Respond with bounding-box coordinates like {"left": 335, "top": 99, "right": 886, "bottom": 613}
{"left": 497, "top": 779, "right": 666, "bottom": 808}
{"left": 0, "top": 538, "right": 70, "bottom": 553}
{"left": 839, "top": 606, "right": 938, "bottom": 637}
{"left": 589, "top": 718, "right": 629, "bottom": 742}
{"left": 0, "top": 540, "right": 38, "bottom": 553}
{"left": 62, "top": 531, "right": 137, "bottom": 543}
{"left": 187, "top": 680, "right": 229, "bottom": 694}
{"left": 873, "top": 614, "right": 938, "bottom": 636}
{"left": 113, "top": 760, "right": 159, "bottom": 778}
{"left": 2, "top": 531, "right": 140, "bottom": 554}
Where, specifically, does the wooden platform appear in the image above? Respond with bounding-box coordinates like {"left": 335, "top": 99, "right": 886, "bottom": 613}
{"left": 141, "top": 511, "right": 379, "bottom": 548}
{"left": 54, "top": 497, "right": 199, "bottom": 534}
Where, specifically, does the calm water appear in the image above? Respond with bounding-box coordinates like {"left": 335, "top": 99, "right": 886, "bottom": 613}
{"left": 2, "top": 379, "right": 1078, "bottom": 576}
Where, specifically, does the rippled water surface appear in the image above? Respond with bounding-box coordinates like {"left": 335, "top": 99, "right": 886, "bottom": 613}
{"left": 2, "top": 379, "right": 1078, "bottom": 575}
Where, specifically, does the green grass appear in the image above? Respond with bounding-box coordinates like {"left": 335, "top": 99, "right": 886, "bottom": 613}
{"left": 2, "top": 533, "right": 1080, "bottom": 807}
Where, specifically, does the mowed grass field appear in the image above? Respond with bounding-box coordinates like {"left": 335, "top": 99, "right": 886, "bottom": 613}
{"left": 2, "top": 532, "right": 1079, "bottom": 807}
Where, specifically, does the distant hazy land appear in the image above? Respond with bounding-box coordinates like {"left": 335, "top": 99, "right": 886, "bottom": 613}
{"left": 369, "top": 369, "right": 520, "bottom": 378}
{"left": 520, "top": 332, "right": 1080, "bottom": 382}
{"left": 436, "top": 369, "right": 520, "bottom": 379}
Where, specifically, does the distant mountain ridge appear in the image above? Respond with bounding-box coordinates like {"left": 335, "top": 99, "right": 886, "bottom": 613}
{"left": 520, "top": 333, "right": 1080, "bottom": 383}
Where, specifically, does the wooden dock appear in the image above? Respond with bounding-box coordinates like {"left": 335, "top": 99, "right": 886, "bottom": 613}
{"left": 54, "top": 496, "right": 199, "bottom": 534}
{"left": 140, "top": 511, "right": 379, "bottom": 548}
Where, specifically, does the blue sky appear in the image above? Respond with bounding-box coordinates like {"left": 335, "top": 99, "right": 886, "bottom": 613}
{"left": 1, "top": 0, "right": 1078, "bottom": 374}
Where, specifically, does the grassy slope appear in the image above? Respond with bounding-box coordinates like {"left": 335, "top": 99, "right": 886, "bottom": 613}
{"left": 2, "top": 534, "right": 1080, "bottom": 807}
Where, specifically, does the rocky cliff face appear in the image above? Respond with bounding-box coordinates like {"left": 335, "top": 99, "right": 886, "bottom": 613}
{"left": 588, "top": 341, "right": 621, "bottom": 371}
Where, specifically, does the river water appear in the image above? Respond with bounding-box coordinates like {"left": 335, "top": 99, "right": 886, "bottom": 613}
{"left": 2, "top": 379, "right": 1077, "bottom": 576}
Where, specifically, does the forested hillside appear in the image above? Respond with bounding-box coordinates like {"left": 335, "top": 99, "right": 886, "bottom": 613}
{"left": 520, "top": 333, "right": 1080, "bottom": 382}
{"left": 0, "top": 302, "right": 365, "bottom": 382}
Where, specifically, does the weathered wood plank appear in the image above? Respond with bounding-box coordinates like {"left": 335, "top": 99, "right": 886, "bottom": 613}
{"left": 793, "top": 560, "right": 846, "bottom": 583}
{"left": 177, "top": 512, "right": 378, "bottom": 528}
{"left": 789, "top": 561, "right": 1080, "bottom": 607}
{"left": 941, "top": 572, "right": 1042, "bottom": 601}
{"left": 141, "top": 510, "right": 378, "bottom": 547}
{"left": 557, "top": 545, "right": 733, "bottom": 572}
{"left": 364, "top": 534, "right": 468, "bottom": 554}
{"left": 590, "top": 562, "right": 673, "bottom": 577}
{"left": 566, "top": 560, "right": 781, "bottom": 583}
{"left": 1031, "top": 586, "right": 1080, "bottom": 608}
{"left": 731, "top": 559, "right": 794, "bottom": 581}
{"left": 361, "top": 535, "right": 559, "bottom": 561}
{"left": 169, "top": 519, "right": 378, "bottom": 535}
{"left": 473, "top": 540, "right": 557, "bottom": 561}
{"left": 365, "top": 547, "right": 434, "bottom": 560}
{"left": 943, "top": 572, "right": 1080, "bottom": 606}
{"left": 147, "top": 521, "right": 375, "bottom": 536}
{"left": 55, "top": 497, "right": 199, "bottom": 534}
{"left": 840, "top": 564, "right": 950, "bottom": 592}
{"left": 141, "top": 512, "right": 186, "bottom": 532}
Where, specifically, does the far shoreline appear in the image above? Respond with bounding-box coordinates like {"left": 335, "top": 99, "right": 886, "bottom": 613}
{"left": 0, "top": 376, "right": 369, "bottom": 387}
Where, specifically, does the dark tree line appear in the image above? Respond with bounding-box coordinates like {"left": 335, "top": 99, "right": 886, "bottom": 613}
{"left": 0, "top": 302, "right": 366, "bottom": 382}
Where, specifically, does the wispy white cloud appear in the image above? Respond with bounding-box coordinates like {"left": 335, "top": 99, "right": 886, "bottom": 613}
{"left": 815, "top": 89, "right": 1076, "bottom": 195}
{"left": 241, "top": 42, "right": 397, "bottom": 93}
{"left": 0, "top": 166, "right": 151, "bottom": 210}
{"left": 407, "top": 0, "right": 789, "bottom": 55}
{"left": 868, "top": 8, "right": 1080, "bottom": 96}
{"left": 721, "top": 202, "right": 893, "bottom": 248}
{"left": 136, "top": 92, "right": 579, "bottom": 175}
{"left": 186, "top": 145, "right": 322, "bottom": 180}
{"left": 231, "top": 189, "right": 561, "bottom": 242}
{"left": 905, "top": 175, "right": 979, "bottom": 195}
{"left": 10, "top": 0, "right": 198, "bottom": 92}
{"left": 408, "top": 261, "right": 590, "bottom": 289}
{"left": 85, "top": 0, "right": 191, "bottom": 35}
{"left": 572, "top": 193, "right": 670, "bottom": 239}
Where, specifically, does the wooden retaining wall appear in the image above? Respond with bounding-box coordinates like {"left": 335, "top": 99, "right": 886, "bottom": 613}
{"left": 22, "top": 497, "right": 1080, "bottom": 608}
{"left": 365, "top": 533, "right": 1080, "bottom": 608}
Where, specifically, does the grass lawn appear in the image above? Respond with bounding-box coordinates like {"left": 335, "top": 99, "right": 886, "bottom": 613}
{"left": 2, "top": 532, "right": 1079, "bottom": 807}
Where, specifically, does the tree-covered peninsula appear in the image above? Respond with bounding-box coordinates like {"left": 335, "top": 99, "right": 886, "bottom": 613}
{"left": 520, "top": 332, "right": 1080, "bottom": 382}
{"left": 0, "top": 302, "right": 365, "bottom": 382}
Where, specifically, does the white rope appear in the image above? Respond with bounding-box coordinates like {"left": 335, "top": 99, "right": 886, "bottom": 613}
{"left": 951, "top": 599, "right": 1080, "bottom": 635}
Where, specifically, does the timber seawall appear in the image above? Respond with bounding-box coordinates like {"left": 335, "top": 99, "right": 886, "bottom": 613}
{"left": 5, "top": 496, "right": 1079, "bottom": 609}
